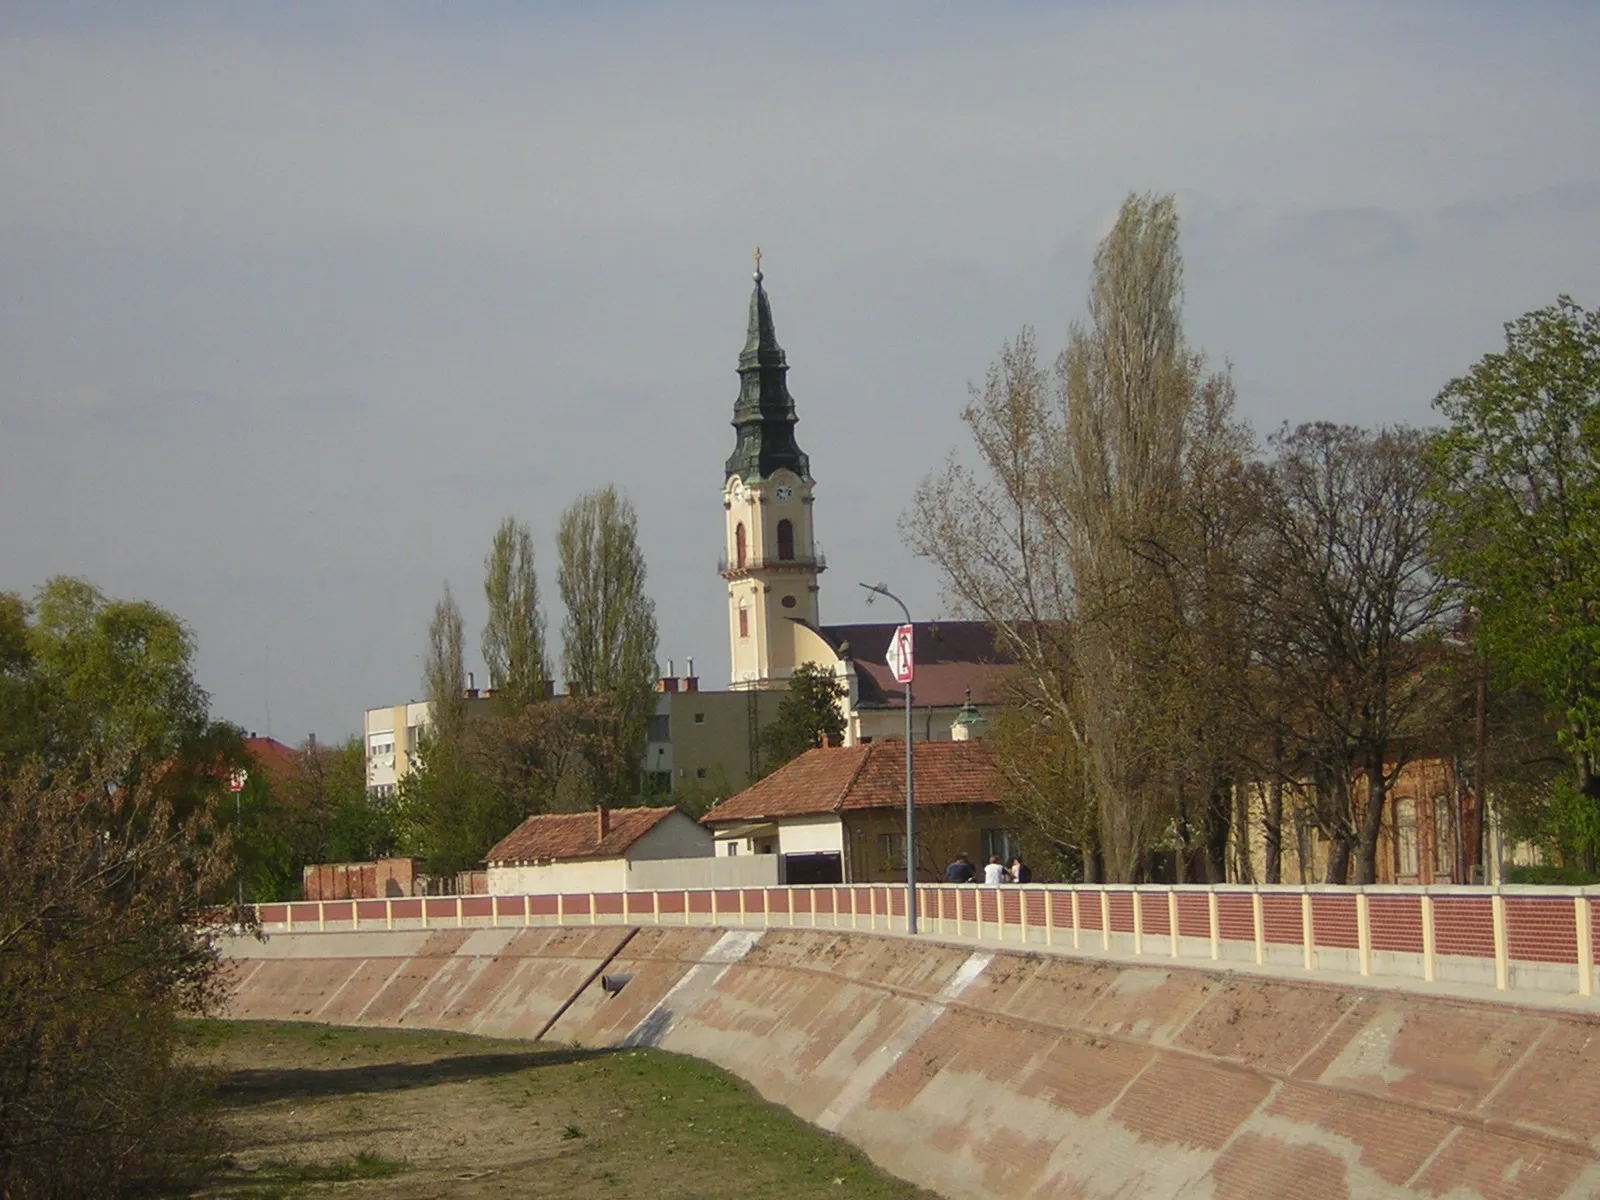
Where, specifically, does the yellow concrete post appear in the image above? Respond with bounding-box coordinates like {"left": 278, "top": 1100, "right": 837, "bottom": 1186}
{"left": 286, "top": 903, "right": 293, "bottom": 933}
{"left": 1100, "top": 890, "right": 1111, "bottom": 952}
{"left": 352, "top": 899, "right": 359, "bottom": 931}
{"left": 1420, "top": 893, "right": 1435, "bottom": 983}
{"left": 652, "top": 890, "right": 660, "bottom": 925}
{"left": 421, "top": 897, "right": 428, "bottom": 929}
{"left": 764, "top": 887, "right": 771, "bottom": 928}
{"left": 557, "top": 892, "right": 564, "bottom": 926}
{"left": 318, "top": 901, "right": 326, "bottom": 932}
{"left": 1071, "top": 890, "right": 1081, "bottom": 950}
{"left": 1491, "top": 892, "right": 1510, "bottom": 990}
{"left": 1356, "top": 891, "right": 1372, "bottom": 977}
{"left": 1301, "top": 891, "right": 1316, "bottom": 971}
{"left": 1168, "top": 891, "right": 1180, "bottom": 958}
{"left": 850, "top": 887, "right": 858, "bottom": 929}
{"left": 491, "top": 896, "right": 498, "bottom": 928}
{"left": 456, "top": 896, "right": 463, "bottom": 928}
{"left": 589, "top": 892, "right": 597, "bottom": 925}
{"left": 1207, "top": 891, "right": 1220, "bottom": 961}
{"left": 810, "top": 887, "right": 818, "bottom": 928}
{"left": 738, "top": 887, "right": 746, "bottom": 924}
{"left": 1045, "top": 888, "right": 1055, "bottom": 948}
{"left": 1251, "top": 891, "right": 1264, "bottom": 965}
{"left": 1576, "top": 895, "right": 1594, "bottom": 998}
{"left": 386, "top": 898, "right": 393, "bottom": 930}
{"left": 1132, "top": 890, "right": 1144, "bottom": 956}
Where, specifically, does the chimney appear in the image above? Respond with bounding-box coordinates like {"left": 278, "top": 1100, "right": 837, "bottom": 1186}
{"left": 657, "top": 659, "right": 679, "bottom": 693}
{"left": 597, "top": 804, "right": 611, "bottom": 841}
{"left": 683, "top": 656, "right": 698, "bottom": 692}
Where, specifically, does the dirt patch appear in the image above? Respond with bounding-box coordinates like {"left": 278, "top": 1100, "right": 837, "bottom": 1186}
{"left": 184, "top": 1020, "right": 940, "bottom": 1199}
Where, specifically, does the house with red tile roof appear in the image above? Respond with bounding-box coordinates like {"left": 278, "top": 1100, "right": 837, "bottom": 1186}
{"left": 700, "top": 739, "right": 1014, "bottom": 885}
{"left": 484, "top": 805, "right": 712, "bottom": 895}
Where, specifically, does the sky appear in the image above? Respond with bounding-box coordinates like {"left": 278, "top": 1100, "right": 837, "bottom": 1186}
{"left": 2, "top": 1, "right": 1597, "bottom": 743}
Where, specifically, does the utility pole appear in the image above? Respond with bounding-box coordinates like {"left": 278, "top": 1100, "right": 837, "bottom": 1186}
{"left": 861, "top": 582, "right": 916, "bottom": 934}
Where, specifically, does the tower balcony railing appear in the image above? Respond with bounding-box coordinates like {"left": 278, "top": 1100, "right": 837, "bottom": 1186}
{"left": 718, "top": 543, "right": 827, "bottom": 575}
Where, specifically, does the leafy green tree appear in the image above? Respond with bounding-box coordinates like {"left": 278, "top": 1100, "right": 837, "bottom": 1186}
{"left": 482, "top": 517, "right": 550, "bottom": 711}
{"left": 759, "top": 662, "right": 847, "bottom": 774}
{"left": 0, "top": 580, "right": 234, "bottom": 1196}
{"left": 18, "top": 577, "right": 209, "bottom": 786}
{"left": 1429, "top": 298, "right": 1600, "bottom": 803}
{"left": 557, "top": 485, "right": 659, "bottom": 796}
{"left": 423, "top": 583, "right": 467, "bottom": 745}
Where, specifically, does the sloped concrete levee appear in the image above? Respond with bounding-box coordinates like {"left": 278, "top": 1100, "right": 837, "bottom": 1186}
{"left": 220, "top": 926, "right": 1600, "bottom": 1198}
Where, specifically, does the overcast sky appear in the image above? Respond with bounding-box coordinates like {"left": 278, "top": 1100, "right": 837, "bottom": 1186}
{"left": 2, "top": 1, "right": 1597, "bottom": 743}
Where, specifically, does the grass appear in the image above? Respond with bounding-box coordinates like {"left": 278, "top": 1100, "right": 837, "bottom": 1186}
{"left": 183, "top": 1020, "right": 938, "bottom": 1198}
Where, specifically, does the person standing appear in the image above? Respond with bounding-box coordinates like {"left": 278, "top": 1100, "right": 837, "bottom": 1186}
{"left": 1009, "top": 856, "right": 1032, "bottom": 884}
{"left": 983, "top": 855, "right": 1006, "bottom": 886}
{"left": 944, "top": 853, "right": 977, "bottom": 883}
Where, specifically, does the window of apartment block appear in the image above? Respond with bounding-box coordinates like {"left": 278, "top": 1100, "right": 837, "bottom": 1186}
{"left": 694, "top": 712, "right": 706, "bottom": 724}
{"left": 646, "top": 714, "right": 670, "bottom": 741}
{"left": 696, "top": 767, "right": 707, "bottom": 779}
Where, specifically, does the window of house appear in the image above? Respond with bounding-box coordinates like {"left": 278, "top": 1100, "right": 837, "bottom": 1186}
{"left": 878, "top": 832, "right": 917, "bottom": 870}
{"left": 1432, "top": 793, "right": 1456, "bottom": 875}
{"left": 739, "top": 606, "right": 749, "bottom": 638}
{"left": 694, "top": 712, "right": 706, "bottom": 724}
{"left": 735, "top": 522, "right": 747, "bottom": 569}
{"left": 726, "top": 843, "right": 739, "bottom": 856}
{"left": 1395, "top": 796, "right": 1419, "bottom": 877}
{"left": 980, "top": 828, "right": 1020, "bottom": 865}
{"left": 777, "top": 519, "right": 795, "bottom": 561}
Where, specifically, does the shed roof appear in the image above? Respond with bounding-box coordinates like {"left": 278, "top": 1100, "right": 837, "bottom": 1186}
{"left": 485, "top": 806, "right": 679, "bottom": 866}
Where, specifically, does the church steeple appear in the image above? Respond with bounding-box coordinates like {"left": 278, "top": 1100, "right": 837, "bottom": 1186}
{"left": 725, "top": 253, "right": 810, "bottom": 483}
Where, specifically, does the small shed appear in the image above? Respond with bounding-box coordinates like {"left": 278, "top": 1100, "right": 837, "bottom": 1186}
{"left": 484, "top": 805, "right": 711, "bottom": 895}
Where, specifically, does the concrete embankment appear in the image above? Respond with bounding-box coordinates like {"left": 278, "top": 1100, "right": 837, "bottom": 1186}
{"left": 221, "top": 926, "right": 1600, "bottom": 1198}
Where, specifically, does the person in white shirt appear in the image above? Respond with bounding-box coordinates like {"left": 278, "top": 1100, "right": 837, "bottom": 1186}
{"left": 983, "top": 856, "right": 1006, "bottom": 886}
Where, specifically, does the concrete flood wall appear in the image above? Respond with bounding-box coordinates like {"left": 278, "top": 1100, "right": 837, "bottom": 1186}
{"left": 221, "top": 927, "right": 1600, "bottom": 1199}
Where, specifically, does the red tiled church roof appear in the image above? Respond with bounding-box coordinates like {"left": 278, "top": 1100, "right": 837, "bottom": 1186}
{"left": 701, "top": 740, "right": 1001, "bottom": 825}
{"left": 485, "top": 806, "right": 679, "bottom": 865}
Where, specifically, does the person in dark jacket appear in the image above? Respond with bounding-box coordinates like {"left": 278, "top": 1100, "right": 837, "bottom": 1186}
{"left": 1009, "top": 857, "right": 1032, "bottom": 884}
{"left": 944, "top": 853, "right": 977, "bottom": 883}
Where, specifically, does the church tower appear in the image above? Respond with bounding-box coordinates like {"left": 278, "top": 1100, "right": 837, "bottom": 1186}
{"left": 722, "top": 255, "right": 824, "bottom": 689}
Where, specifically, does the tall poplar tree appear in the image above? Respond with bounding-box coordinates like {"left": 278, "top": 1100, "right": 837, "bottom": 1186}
{"left": 557, "top": 486, "right": 659, "bottom": 797}
{"left": 482, "top": 517, "right": 549, "bottom": 711}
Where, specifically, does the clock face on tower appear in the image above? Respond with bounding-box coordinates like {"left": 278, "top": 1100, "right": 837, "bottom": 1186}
{"left": 774, "top": 484, "right": 793, "bottom": 501}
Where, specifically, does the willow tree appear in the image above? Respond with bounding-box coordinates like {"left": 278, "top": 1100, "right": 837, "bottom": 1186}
{"left": 557, "top": 485, "right": 659, "bottom": 799}
{"left": 482, "top": 517, "right": 549, "bottom": 712}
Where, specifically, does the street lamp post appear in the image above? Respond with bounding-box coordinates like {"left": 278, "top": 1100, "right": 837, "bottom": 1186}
{"left": 860, "top": 582, "right": 917, "bottom": 935}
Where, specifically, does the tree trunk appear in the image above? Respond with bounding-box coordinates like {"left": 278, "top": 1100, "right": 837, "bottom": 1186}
{"left": 1321, "top": 770, "right": 1355, "bottom": 886}
{"left": 1202, "top": 778, "right": 1230, "bottom": 883}
{"left": 1173, "top": 779, "right": 1190, "bottom": 885}
{"left": 1264, "top": 776, "right": 1283, "bottom": 884}
{"left": 1355, "top": 754, "right": 1388, "bottom": 885}
{"left": 1232, "top": 782, "right": 1254, "bottom": 883}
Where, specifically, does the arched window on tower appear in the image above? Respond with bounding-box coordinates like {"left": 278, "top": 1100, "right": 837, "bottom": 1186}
{"left": 735, "top": 522, "right": 747, "bottom": 569}
{"left": 738, "top": 604, "right": 749, "bottom": 639}
{"left": 776, "top": 519, "right": 795, "bottom": 561}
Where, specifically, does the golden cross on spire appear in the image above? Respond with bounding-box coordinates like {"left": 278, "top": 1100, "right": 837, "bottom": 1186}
{"left": 753, "top": 246, "right": 762, "bottom": 278}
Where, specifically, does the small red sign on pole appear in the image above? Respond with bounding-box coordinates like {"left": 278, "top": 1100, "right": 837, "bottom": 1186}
{"left": 886, "top": 623, "right": 914, "bottom": 684}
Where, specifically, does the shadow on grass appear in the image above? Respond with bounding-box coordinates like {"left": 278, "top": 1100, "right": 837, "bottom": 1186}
{"left": 217, "top": 1045, "right": 618, "bottom": 1107}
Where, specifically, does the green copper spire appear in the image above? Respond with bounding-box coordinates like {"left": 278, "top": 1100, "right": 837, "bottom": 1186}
{"left": 725, "top": 255, "right": 810, "bottom": 482}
